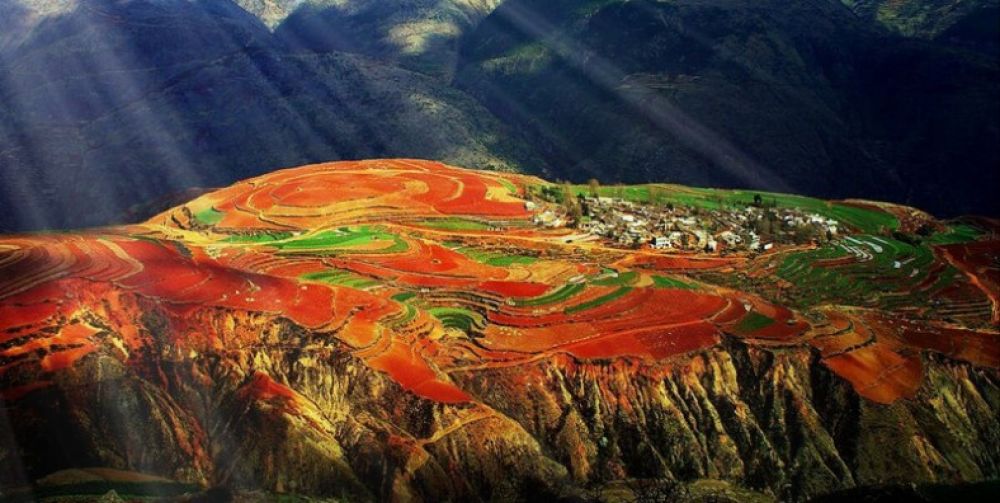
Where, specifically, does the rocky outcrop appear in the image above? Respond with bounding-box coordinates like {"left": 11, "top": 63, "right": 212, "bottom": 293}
{"left": 3, "top": 289, "right": 997, "bottom": 501}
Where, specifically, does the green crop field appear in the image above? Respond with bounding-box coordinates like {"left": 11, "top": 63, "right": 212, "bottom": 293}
{"left": 652, "top": 275, "right": 697, "bottom": 290}
{"left": 428, "top": 307, "right": 485, "bottom": 332}
{"left": 734, "top": 312, "right": 775, "bottom": 333}
{"left": 415, "top": 218, "right": 492, "bottom": 231}
{"left": 777, "top": 235, "right": 950, "bottom": 308}
{"left": 276, "top": 227, "right": 408, "bottom": 254}
{"left": 223, "top": 231, "right": 293, "bottom": 243}
{"left": 392, "top": 292, "right": 416, "bottom": 303}
{"left": 389, "top": 303, "right": 418, "bottom": 328}
{"left": 498, "top": 178, "right": 519, "bottom": 196}
{"left": 927, "top": 223, "right": 984, "bottom": 245}
{"left": 301, "top": 269, "right": 379, "bottom": 289}
{"left": 454, "top": 246, "right": 538, "bottom": 267}
{"left": 194, "top": 207, "right": 224, "bottom": 226}
{"left": 591, "top": 270, "right": 639, "bottom": 287}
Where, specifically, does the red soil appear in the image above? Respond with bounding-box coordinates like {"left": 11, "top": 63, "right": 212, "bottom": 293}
{"left": 823, "top": 343, "right": 923, "bottom": 404}
{"left": 2, "top": 160, "right": 995, "bottom": 408}
{"left": 477, "top": 280, "right": 550, "bottom": 298}
{"left": 938, "top": 241, "right": 1000, "bottom": 323}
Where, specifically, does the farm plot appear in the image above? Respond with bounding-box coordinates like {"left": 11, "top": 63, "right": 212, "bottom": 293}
{"left": 776, "top": 236, "right": 947, "bottom": 308}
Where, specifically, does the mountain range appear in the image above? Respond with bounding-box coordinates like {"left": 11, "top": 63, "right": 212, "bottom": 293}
{"left": 0, "top": 0, "right": 997, "bottom": 231}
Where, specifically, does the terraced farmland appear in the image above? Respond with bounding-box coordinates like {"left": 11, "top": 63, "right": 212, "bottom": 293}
{"left": 1, "top": 159, "right": 997, "bottom": 501}
{"left": 770, "top": 235, "right": 957, "bottom": 309}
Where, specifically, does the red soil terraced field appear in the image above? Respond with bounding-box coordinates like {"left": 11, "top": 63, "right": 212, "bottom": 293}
{"left": 1, "top": 159, "right": 998, "bottom": 416}
{"left": 152, "top": 159, "right": 539, "bottom": 232}
{"left": 938, "top": 240, "right": 1000, "bottom": 324}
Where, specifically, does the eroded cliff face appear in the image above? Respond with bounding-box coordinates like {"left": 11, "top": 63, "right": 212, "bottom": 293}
{"left": 453, "top": 340, "right": 1000, "bottom": 500}
{"left": 1, "top": 287, "right": 569, "bottom": 501}
{"left": 3, "top": 285, "right": 997, "bottom": 501}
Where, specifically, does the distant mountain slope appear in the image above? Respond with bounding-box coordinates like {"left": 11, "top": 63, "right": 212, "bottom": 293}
{"left": 0, "top": 0, "right": 540, "bottom": 231}
{"left": 1, "top": 0, "right": 997, "bottom": 232}
{"left": 233, "top": 0, "right": 504, "bottom": 77}
{"left": 841, "top": 0, "right": 999, "bottom": 48}
{"left": 455, "top": 0, "right": 1000, "bottom": 218}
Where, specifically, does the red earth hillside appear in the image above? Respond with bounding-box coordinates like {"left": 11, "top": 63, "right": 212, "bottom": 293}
{"left": 1, "top": 159, "right": 998, "bottom": 500}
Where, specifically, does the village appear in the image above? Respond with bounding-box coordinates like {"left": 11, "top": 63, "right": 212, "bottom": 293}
{"left": 527, "top": 186, "right": 841, "bottom": 254}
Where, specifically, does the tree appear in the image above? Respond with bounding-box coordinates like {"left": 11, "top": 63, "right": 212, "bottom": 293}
{"left": 588, "top": 178, "right": 601, "bottom": 197}
{"left": 562, "top": 182, "right": 577, "bottom": 205}
{"left": 562, "top": 183, "right": 583, "bottom": 227}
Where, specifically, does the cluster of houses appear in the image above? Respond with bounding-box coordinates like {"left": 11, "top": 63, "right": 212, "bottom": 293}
{"left": 537, "top": 196, "right": 840, "bottom": 253}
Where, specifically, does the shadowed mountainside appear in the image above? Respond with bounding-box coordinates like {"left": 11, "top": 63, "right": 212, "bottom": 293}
{"left": 0, "top": 0, "right": 997, "bottom": 231}
{"left": 841, "top": 0, "right": 1000, "bottom": 47}
{"left": 455, "top": 0, "right": 1000, "bottom": 217}
{"left": 0, "top": 0, "right": 538, "bottom": 232}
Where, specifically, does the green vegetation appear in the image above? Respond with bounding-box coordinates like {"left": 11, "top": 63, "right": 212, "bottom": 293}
{"left": 455, "top": 247, "right": 538, "bottom": 266}
{"left": 514, "top": 283, "right": 585, "bottom": 307}
{"left": 927, "top": 223, "right": 983, "bottom": 245}
{"left": 591, "top": 270, "right": 639, "bottom": 287}
{"left": 301, "top": 269, "right": 379, "bottom": 289}
{"left": 194, "top": 207, "right": 223, "bottom": 226}
{"left": 392, "top": 292, "right": 416, "bottom": 303}
{"left": 390, "top": 303, "right": 419, "bottom": 328}
{"left": 223, "top": 231, "right": 293, "bottom": 243}
{"left": 560, "top": 182, "right": 898, "bottom": 234}
{"left": 276, "top": 227, "right": 408, "bottom": 254}
{"left": 565, "top": 287, "right": 632, "bottom": 314}
{"left": 428, "top": 307, "right": 484, "bottom": 332}
{"left": 498, "top": 177, "right": 519, "bottom": 196}
{"left": 415, "top": 218, "right": 492, "bottom": 231}
{"left": 735, "top": 312, "right": 775, "bottom": 333}
{"left": 776, "top": 235, "right": 950, "bottom": 308}
{"left": 652, "top": 275, "right": 697, "bottom": 290}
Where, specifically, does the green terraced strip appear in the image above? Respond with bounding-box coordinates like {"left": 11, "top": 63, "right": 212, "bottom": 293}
{"left": 777, "top": 236, "right": 941, "bottom": 307}
{"left": 456, "top": 247, "right": 538, "bottom": 266}
{"left": 591, "top": 270, "right": 639, "bottom": 286}
{"left": 416, "top": 218, "right": 492, "bottom": 231}
{"left": 652, "top": 275, "right": 697, "bottom": 289}
{"left": 428, "top": 307, "right": 484, "bottom": 332}
{"left": 194, "top": 208, "right": 223, "bottom": 225}
{"left": 485, "top": 255, "right": 538, "bottom": 266}
{"left": 277, "top": 227, "right": 408, "bottom": 254}
{"left": 301, "top": 270, "right": 378, "bottom": 289}
{"left": 498, "top": 178, "right": 519, "bottom": 196}
{"left": 223, "top": 232, "right": 293, "bottom": 243}
{"left": 392, "top": 292, "right": 416, "bottom": 303}
{"left": 390, "top": 304, "right": 418, "bottom": 328}
{"left": 514, "top": 282, "right": 585, "bottom": 307}
{"left": 735, "top": 312, "right": 775, "bottom": 333}
{"left": 565, "top": 287, "right": 632, "bottom": 314}
{"left": 927, "top": 224, "right": 983, "bottom": 245}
